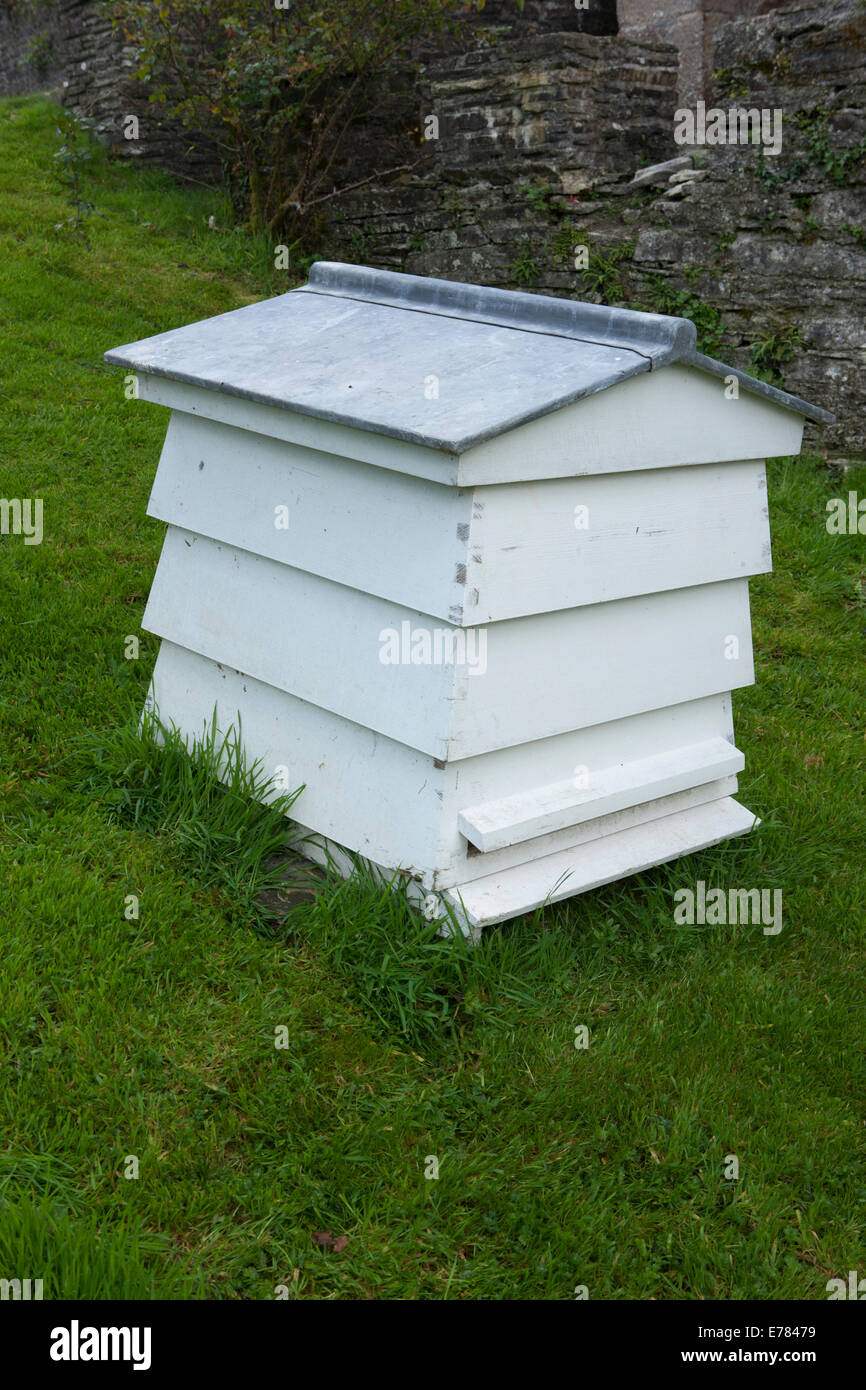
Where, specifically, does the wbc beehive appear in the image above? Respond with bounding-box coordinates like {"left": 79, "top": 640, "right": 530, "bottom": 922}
{"left": 105, "top": 263, "right": 832, "bottom": 935}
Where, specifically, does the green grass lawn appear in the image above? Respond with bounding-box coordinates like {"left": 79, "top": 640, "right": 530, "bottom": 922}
{"left": 1, "top": 94, "right": 864, "bottom": 1301}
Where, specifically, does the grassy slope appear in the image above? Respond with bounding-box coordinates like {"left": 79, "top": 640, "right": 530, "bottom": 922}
{"left": 0, "top": 95, "right": 864, "bottom": 1300}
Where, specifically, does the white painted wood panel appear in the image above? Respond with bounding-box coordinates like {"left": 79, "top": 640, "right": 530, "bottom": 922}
{"left": 135, "top": 366, "right": 803, "bottom": 488}
{"left": 136, "top": 374, "right": 461, "bottom": 485}
{"left": 444, "top": 579, "right": 754, "bottom": 759}
{"left": 148, "top": 643, "right": 747, "bottom": 891}
{"left": 150, "top": 419, "right": 771, "bottom": 624}
{"left": 142, "top": 527, "right": 756, "bottom": 760}
{"left": 143, "top": 527, "right": 457, "bottom": 758}
{"left": 148, "top": 411, "right": 472, "bottom": 625}
{"left": 458, "top": 365, "right": 804, "bottom": 485}
{"left": 465, "top": 460, "right": 772, "bottom": 621}
{"left": 147, "top": 639, "right": 444, "bottom": 877}
{"left": 457, "top": 737, "right": 745, "bottom": 852}
{"left": 441, "top": 796, "right": 759, "bottom": 932}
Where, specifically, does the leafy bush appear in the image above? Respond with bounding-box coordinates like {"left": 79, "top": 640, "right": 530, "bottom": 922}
{"left": 110, "top": 0, "right": 473, "bottom": 235}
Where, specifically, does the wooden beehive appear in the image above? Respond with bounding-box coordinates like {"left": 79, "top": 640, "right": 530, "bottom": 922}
{"left": 105, "top": 263, "right": 832, "bottom": 934}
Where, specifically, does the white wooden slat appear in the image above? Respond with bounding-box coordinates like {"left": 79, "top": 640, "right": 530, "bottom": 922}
{"left": 148, "top": 411, "right": 472, "bottom": 627}
{"left": 441, "top": 796, "right": 759, "bottom": 933}
{"left": 442, "top": 692, "right": 733, "bottom": 809}
{"left": 458, "top": 364, "right": 804, "bottom": 485}
{"left": 457, "top": 737, "right": 745, "bottom": 852}
{"left": 142, "top": 528, "right": 756, "bottom": 760}
{"left": 147, "top": 639, "right": 444, "bottom": 877}
{"left": 136, "top": 374, "right": 460, "bottom": 485}
{"left": 149, "top": 641, "right": 743, "bottom": 890}
{"left": 150, "top": 417, "right": 771, "bottom": 624}
{"left": 436, "top": 777, "right": 739, "bottom": 891}
{"left": 135, "top": 366, "right": 803, "bottom": 488}
{"left": 465, "top": 460, "right": 772, "bottom": 621}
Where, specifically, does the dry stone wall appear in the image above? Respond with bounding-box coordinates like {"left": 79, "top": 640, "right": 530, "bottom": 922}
{"left": 1, "top": 0, "right": 218, "bottom": 180}
{"left": 328, "top": 0, "right": 865, "bottom": 455}
{"left": 0, "top": 0, "right": 68, "bottom": 96}
{"left": 1, "top": 0, "right": 862, "bottom": 453}
{"left": 632, "top": 0, "right": 866, "bottom": 453}
{"left": 328, "top": 31, "right": 679, "bottom": 284}
{"left": 0, "top": 1, "right": 620, "bottom": 185}
{"left": 617, "top": 0, "right": 794, "bottom": 105}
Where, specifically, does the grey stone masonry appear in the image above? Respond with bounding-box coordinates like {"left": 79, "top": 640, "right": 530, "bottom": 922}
{"left": 1, "top": 0, "right": 858, "bottom": 453}
{"left": 327, "top": 2, "right": 861, "bottom": 455}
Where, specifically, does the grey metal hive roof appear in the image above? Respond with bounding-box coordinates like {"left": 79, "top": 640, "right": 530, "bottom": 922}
{"left": 104, "top": 261, "right": 834, "bottom": 452}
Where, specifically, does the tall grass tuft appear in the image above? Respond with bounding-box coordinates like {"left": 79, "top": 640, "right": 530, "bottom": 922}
{"left": 74, "top": 703, "right": 307, "bottom": 933}
{"left": 0, "top": 1195, "right": 205, "bottom": 1299}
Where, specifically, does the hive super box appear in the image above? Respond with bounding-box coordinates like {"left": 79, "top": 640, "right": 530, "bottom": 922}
{"left": 105, "top": 263, "right": 832, "bottom": 934}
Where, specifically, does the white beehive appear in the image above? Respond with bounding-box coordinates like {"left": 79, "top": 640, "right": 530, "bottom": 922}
{"left": 106, "top": 263, "right": 832, "bottom": 934}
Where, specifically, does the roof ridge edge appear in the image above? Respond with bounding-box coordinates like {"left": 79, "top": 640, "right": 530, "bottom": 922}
{"left": 302, "top": 261, "right": 696, "bottom": 366}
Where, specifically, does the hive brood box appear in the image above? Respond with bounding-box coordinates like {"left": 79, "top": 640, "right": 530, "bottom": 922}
{"left": 105, "top": 263, "right": 832, "bottom": 935}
